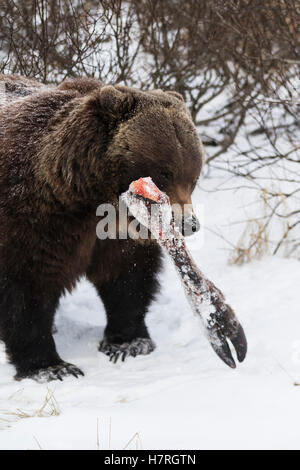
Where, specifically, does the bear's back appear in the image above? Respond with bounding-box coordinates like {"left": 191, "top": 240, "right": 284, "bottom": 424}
{"left": 0, "top": 75, "right": 103, "bottom": 108}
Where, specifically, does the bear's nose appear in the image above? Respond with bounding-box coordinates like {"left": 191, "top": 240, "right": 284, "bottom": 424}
{"left": 181, "top": 214, "right": 200, "bottom": 237}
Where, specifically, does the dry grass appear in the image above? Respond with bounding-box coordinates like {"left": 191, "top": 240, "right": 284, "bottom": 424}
{"left": 33, "top": 436, "right": 43, "bottom": 450}
{"left": 1, "top": 392, "right": 143, "bottom": 450}
{"left": 228, "top": 217, "right": 270, "bottom": 265}
{"left": 95, "top": 417, "right": 143, "bottom": 451}
{"left": 123, "top": 431, "right": 143, "bottom": 450}
{"left": 3, "top": 387, "right": 60, "bottom": 421}
{"left": 228, "top": 186, "right": 293, "bottom": 265}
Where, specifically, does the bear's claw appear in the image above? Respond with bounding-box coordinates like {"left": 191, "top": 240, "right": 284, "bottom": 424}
{"left": 15, "top": 362, "right": 84, "bottom": 383}
{"left": 99, "top": 338, "right": 155, "bottom": 363}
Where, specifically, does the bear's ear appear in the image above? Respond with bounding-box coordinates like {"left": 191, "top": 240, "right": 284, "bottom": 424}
{"left": 149, "top": 89, "right": 185, "bottom": 103}
{"left": 98, "top": 85, "right": 135, "bottom": 119}
{"left": 166, "top": 91, "right": 185, "bottom": 102}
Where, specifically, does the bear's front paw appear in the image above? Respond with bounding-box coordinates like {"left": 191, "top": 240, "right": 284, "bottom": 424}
{"left": 15, "top": 362, "right": 84, "bottom": 383}
{"left": 99, "top": 337, "right": 155, "bottom": 363}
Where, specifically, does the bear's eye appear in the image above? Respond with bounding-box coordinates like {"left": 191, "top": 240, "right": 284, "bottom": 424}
{"left": 161, "top": 171, "right": 173, "bottom": 181}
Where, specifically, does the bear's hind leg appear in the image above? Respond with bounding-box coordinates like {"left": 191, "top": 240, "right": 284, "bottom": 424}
{"left": 0, "top": 275, "right": 83, "bottom": 381}
{"left": 87, "top": 241, "right": 162, "bottom": 363}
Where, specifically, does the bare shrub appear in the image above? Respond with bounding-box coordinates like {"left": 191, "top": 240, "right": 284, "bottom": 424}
{"left": 0, "top": 0, "right": 299, "bottom": 259}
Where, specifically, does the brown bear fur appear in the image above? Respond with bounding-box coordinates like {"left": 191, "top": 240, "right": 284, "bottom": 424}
{"left": 0, "top": 75, "right": 204, "bottom": 381}
{"left": 0, "top": 73, "right": 50, "bottom": 103}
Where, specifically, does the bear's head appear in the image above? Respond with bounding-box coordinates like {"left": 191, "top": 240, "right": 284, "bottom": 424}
{"left": 94, "top": 85, "right": 204, "bottom": 237}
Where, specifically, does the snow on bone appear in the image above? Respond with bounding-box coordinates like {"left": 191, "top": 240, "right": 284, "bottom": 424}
{"left": 122, "top": 177, "right": 247, "bottom": 368}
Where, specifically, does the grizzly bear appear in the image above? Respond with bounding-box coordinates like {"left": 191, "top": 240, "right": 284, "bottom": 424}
{"left": 0, "top": 74, "right": 203, "bottom": 381}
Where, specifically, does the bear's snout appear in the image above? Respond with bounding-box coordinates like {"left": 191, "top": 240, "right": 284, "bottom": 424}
{"left": 171, "top": 199, "right": 200, "bottom": 237}
{"left": 180, "top": 214, "right": 200, "bottom": 237}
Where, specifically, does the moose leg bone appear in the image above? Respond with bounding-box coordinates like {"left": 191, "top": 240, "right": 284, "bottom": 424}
{"left": 121, "top": 177, "right": 247, "bottom": 368}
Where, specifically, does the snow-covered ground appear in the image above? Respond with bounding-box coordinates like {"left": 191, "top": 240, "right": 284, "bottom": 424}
{"left": 0, "top": 177, "right": 300, "bottom": 450}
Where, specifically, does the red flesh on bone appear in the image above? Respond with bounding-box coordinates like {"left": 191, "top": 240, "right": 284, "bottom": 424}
{"left": 129, "top": 177, "right": 162, "bottom": 202}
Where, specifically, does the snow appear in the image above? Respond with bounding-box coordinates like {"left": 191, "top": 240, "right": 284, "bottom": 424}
{"left": 1, "top": 177, "right": 300, "bottom": 450}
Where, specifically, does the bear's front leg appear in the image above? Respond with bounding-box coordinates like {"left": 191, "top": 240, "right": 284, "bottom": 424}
{"left": 87, "top": 240, "right": 162, "bottom": 363}
{"left": 0, "top": 275, "right": 83, "bottom": 382}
